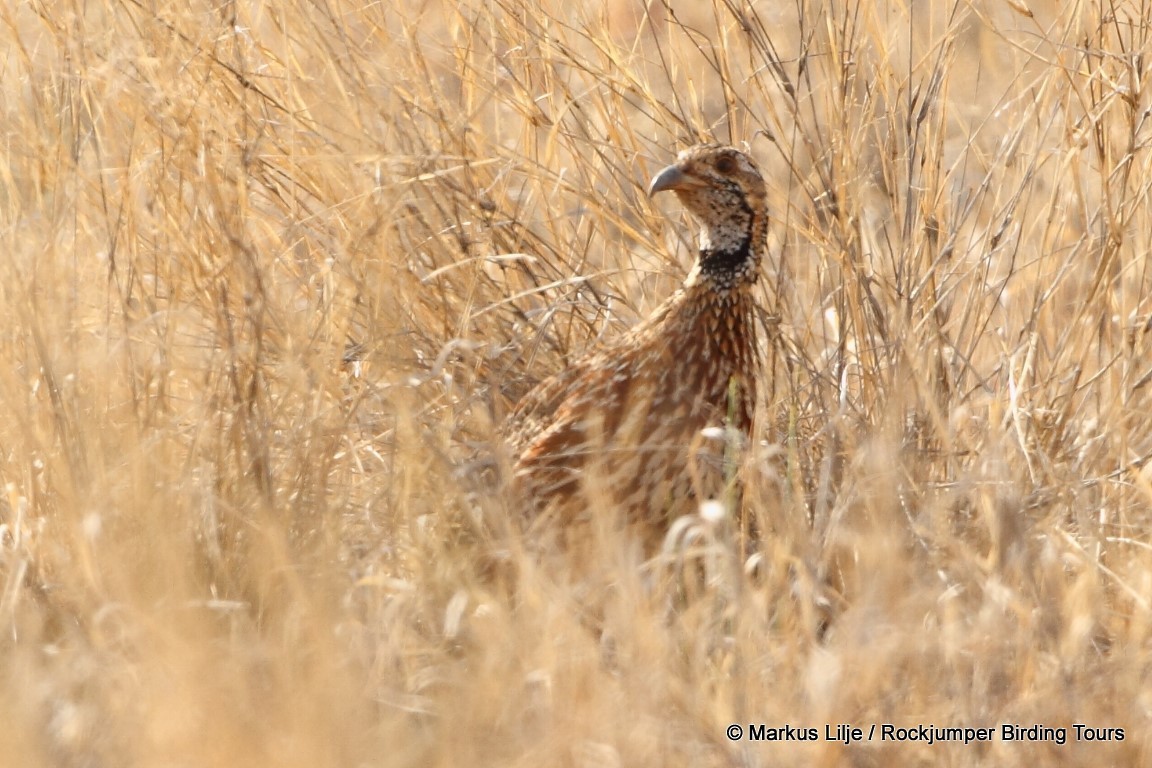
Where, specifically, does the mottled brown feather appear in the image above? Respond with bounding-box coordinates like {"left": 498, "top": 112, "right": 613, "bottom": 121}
{"left": 505, "top": 144, "right": 768, "bottom": 534}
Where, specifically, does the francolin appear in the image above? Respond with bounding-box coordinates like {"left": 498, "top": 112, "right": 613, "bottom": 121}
{"left": 506, "top": 144, "right": 768, "bottom": 540}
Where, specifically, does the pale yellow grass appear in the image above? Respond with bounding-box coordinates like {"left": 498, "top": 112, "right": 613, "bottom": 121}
{"left": 1, "top": 0, "right": 1151, "bottom": 765}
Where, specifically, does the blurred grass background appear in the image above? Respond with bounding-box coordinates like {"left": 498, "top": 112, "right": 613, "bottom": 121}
{"left": 2, "top": 0, "right": 1152, "bottom": 765}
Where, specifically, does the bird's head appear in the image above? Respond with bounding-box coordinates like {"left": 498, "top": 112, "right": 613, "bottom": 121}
{"left": 648, "top": 144, "right": 768, "bottom": 284}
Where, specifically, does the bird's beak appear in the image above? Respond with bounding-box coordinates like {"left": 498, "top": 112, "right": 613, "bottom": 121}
{"left": 647, "top": 164, "right": 693, "bottom": 197}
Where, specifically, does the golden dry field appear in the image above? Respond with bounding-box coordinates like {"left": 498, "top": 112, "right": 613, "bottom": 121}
{"left": 3, "top": 0, "right": 1152, "bottom": 765}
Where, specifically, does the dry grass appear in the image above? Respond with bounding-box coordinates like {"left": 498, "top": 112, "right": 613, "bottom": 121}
{"left": 3, "top": 0, "right": 1152, "bottom": 764}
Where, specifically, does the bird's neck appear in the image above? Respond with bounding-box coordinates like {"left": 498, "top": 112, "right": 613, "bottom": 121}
{"left": 694, "top": 211, "right": 766, "bottom": 290}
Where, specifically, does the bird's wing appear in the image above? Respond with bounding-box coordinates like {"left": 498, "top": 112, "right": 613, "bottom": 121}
{"left": 503, "top": 351, "right": 602, "bottom": 453}
{"left": 511, "top": 357, "right": 638, "bottom": 498}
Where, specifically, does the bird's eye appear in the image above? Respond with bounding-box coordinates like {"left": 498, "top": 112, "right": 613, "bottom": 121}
{"left": 714, "top": 155, "right": 736, "bottom": 174}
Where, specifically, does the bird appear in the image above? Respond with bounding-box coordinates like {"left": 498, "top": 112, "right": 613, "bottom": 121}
{"left": 505, "top": 143, "right": 768, "bottom": 538}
